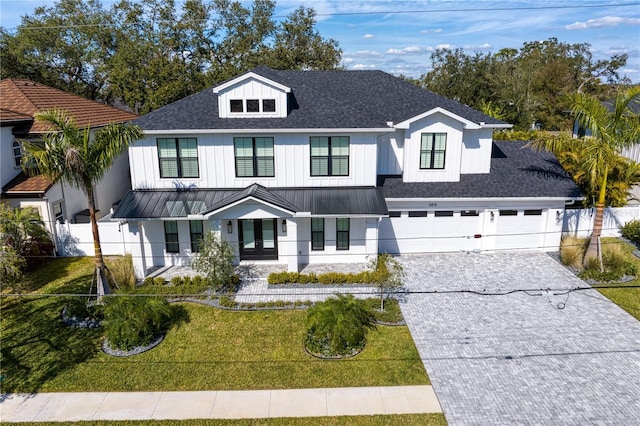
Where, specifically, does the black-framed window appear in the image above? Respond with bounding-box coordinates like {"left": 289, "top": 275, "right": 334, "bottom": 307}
{"left": 434, "top": 211, "right": 454, "bottom": 217}
{"left": 500, "top": 210, "right": 518, "bottom": 216}
{"left": 263, "top": 99, "right": 276, "bottom": 112}
{"left": 461, "top": 210, "right": 479, "bottom": 217}
{"left": 310, "top": 136, "right": 349, "bottom": 176}
{"left": 12, "top": 140, "right": 22, "bottom": 167}
{"left": 234, "top": 137, "right": 275, "bottom": 177}
{"left": 164, "top": 221, "right": 179, "bottom": 253}
{"left": 524, "top": 209, "right": 543, "bottom": 216}
{"left": 190, "top": 220, "right": 204, "bottom": 252}
{"left": 311, "top": 218, "right": 324, "bottom": 251}
{"left": 389, "top": 211, "right": 402, "bottom": 218}
{"left": 230, "top": 99, "right": 243, "bottom": 112}
{"left": 336, "top": 218, "right": 350, "bottom": 250}
{"left": 420, "top": 133, "right": 446, "bottom": 169}
{"left": 246, "top": 99, "right": 259, "bottom": 112}
{"left": 157, "top": 138, "right": 199, "bottom": 178}
{"left": 408, "top": 211, "right": 428, "bottom": 217}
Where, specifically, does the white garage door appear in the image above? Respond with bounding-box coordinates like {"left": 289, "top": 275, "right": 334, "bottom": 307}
{"left": 379, "top": 210, "right": 483, "bottom": 254}
{"left": 495, "top": 209, "right": 545, "bottom": 251}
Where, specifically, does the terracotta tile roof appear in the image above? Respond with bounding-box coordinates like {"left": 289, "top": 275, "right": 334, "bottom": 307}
{"left": 1, "top": 171, "right": 53, "bottom": 196}
{"left": 0, "top": 108, "right": 33, "bottom": 124}
{"left": 0, "top": 79, "right": 137, "bottom": 132}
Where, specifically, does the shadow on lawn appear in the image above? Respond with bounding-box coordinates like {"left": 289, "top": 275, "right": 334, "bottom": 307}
{"left": 1, "top": 274, "right": 102, "bottom": 393}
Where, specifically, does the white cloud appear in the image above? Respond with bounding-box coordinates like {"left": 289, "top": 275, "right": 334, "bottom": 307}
{"left": 352, "top": 50, "right": 384, "bottom": 58}
{"left": 420, "top": 28, "right": 442, "bottom": 34}
{"left": 342, "top": 57, "right": 354, "bottom": 64}
{"left": 363, "top": 34, "right": 375, "bottom": 39}
{"left": 351, "top": 64, "right": 377, "bottom": 70}
{"left": 566, "top": 16, "right": 640, "bottom": 30}
{"left": 386, "top": 46, "right": 423, "bottom": 55}
{"left": 463, "top": 43, "right": 492, "bottom": 50}
{"left": 435, "top": 44, "right": 455, "bottom": 50}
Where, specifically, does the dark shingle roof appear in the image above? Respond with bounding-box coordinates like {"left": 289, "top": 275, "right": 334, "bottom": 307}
{"left": 113, "top": 186, "right": 388, "bottom": 219}
{"left": 135, "top": 67, "right": 505, "bottom": 130}
{"left": 380, "top": 141, "right": 582, "bottom": 199}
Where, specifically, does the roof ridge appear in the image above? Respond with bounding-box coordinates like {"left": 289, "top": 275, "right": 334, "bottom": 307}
{"left": 2, "top": 79, "right": 39, "bottom": 113}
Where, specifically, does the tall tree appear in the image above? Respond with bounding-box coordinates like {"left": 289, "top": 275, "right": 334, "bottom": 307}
{"left": 530, "top": 88, "right": 640, "bottom": 265}
{"left": 21, "top": 110, "right": 143, "bottom": 297}
{"left": 0, "top": 0, "right": 115, "bottom": 101}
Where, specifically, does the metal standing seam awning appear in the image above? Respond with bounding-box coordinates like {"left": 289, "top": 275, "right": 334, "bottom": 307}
{"left": 112, "top": 184, "right": 389, "bottom": 220}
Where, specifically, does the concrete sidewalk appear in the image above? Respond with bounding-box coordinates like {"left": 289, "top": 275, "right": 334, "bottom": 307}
{"left": 1, "top": 386, "right": 441, "bottom": 422}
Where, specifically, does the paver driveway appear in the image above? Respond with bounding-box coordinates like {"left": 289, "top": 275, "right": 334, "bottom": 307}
{"left": 399, "top": 252, "right": 640, "bottom": 425}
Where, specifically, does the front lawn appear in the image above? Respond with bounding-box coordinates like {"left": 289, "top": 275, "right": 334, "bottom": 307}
{"left": 1, "top": 258, "right": 428, "bottom": 393}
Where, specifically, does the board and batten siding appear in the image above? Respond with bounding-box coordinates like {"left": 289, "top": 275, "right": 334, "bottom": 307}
{"left": 129, "top": 133, "right": 378, "bottom": 189}
{"left": 460, "top": 128, "right": 493, "bottom": 174}
{"left": 402, "top": 113, "right": 464, "bottom": 183}
{"left": 217, "top": 78, "right": 288, "bottom": 119}
{"left": 377, "top": 130, "right": 404, "bottom": 175}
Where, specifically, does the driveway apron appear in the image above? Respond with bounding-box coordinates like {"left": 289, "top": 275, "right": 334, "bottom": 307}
{"left": 400, "top": 252, "right": 640, "bottom": 425}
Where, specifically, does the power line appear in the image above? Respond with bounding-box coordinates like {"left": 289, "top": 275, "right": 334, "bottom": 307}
{"left": 2, "top": 1, "right": 638, "bottom": 32}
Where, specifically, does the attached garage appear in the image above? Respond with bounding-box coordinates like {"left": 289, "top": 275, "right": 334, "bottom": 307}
{"left": 493, "top": 209, "right": 546, "bottom": 251}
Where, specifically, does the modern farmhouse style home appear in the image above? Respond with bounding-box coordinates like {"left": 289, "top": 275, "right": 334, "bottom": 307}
{"left": 113, "top": 67, "right": 581, "bottom": 277}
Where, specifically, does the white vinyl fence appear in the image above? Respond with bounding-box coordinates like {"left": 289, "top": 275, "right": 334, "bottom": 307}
{"left": 562, "top": 205, "right": 640, "bottom": 238}
{"left": 55, "top": 214, "right": 131, "bottom": 257}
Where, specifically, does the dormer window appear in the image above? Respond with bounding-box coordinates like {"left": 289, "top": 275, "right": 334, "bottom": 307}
{"left": 230, "top": 99, "right": 244, "bottom": 113}
{"left": 229, "top": 98, "right": 277, "bottom": 114}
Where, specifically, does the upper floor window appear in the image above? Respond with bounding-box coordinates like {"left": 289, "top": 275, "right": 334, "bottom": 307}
{"left": 157, "top": 138, "right": 199, "bottom": 178}
{"left": 234, "top": 137, "right": 274, "bottom": 177}
{"left": 420, "top": 133, "right": 446, "bottom": 170}
{"left": 53, "top": 201, "right": 65, "bottom": 224}
{"left": 310, "top": 136, "right": 349, "bottom": 176}
{"left": 12, "top": 140, "right": 22, "bottom": 167}
{"left": 229, "top": 99, "right": 276, "bottom": 114}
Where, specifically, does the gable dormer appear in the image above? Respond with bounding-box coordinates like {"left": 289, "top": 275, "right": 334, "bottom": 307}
{"left": 214, "top": 71, "right": 291, "bottom": 119}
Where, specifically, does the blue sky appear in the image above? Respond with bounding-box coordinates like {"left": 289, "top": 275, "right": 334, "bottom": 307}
{"left": 1, "top": 0, "right": 639, "bottom": 81}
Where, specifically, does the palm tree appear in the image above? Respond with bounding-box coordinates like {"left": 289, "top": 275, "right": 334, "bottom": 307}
{"left": 531, "top": 87, "right": 640, "bottom": 265}
{"left": 21, "top": 109, "right": 143, "bottom": 298}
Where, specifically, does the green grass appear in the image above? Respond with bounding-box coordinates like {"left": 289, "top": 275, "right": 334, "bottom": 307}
{"left": 592, "top": 238, "right": 640, "bottom": 321}
{"left": 1, "top": 258, "right": 428, "bottom": 393}
{"left": 3, "top": 414, "right": 448, "bottom": 426}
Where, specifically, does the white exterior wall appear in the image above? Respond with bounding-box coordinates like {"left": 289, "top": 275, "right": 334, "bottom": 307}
{"left": 130, "top": 132, "right": 378, "bottom": 189}
{"left": 380, "top": 199, "right": 565, "bottom": 255}
{"left": 377, "top": 130, "right": 404, "bottom": 175}
{"left": 622, "top": 145, "right": 640, "bottom": 163}
{"left": 402, "top": 113, "right": 464, "bottom": 183}
{"left": 460, "top": 128, "right": 493, "bottom": 174}
{"left": 93, "top": 152, "right": 131, "bottom": 216}
{"left": 217, "top": 78, "right": 288, "bottom": 119}
{"left": 1, "top": 126, "right": 20, "bottom": 187}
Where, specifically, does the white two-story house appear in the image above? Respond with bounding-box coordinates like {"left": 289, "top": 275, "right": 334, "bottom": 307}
{"left": 113, "top": 67, "right": 581, "bottom": 277}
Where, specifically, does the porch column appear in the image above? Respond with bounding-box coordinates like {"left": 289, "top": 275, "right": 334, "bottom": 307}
{"left": 284, "top": 219, "right": 299, "bottom": 272}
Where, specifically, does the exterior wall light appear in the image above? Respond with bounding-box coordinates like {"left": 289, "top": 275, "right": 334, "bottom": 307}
{"left": 227, "top": 220, "right": 233, "bottom": 233}
{"left": 282, "top": 219, "right": 287, "bottom": 233}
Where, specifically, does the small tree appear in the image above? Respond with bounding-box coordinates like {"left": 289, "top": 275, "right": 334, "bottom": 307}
{"left": 305, "top": 294, "right": 377, "bottom": 357}
{"left": 367, "top": 253, "right": 405, "bottom": 311}
{"left": 0, "top": 204, "right": 53, "bottom": 271}
{"left": 190, "top": 232, "right": 236, "bottom": 292}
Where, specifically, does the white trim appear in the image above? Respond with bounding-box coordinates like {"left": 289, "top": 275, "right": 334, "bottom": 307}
{"left": 142, "top": 128, "right": 392, "bottom": 135}
{"left": 394, "top": 107, "right": 513, "bottom": 130}
{"left": 385, "top": 197, "right": 582, "bottom": 202}
{"left": 213, "top": 72, "right": 291, "bottom": 94}
{"left": 203, "top": 196, "right": 296, "bottom": 218}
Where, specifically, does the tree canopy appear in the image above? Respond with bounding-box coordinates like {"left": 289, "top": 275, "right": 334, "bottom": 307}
{"left": 1, "top": 0, "right": 342, "bottom": 114}
{"left": 420, "top": 38, "right": 630, "bottom": 130}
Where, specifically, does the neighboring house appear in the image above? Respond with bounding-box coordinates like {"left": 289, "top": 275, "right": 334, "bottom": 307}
{"left": 0, "top": 79, "right": 138, "bottom": 246}
{"left": 113, "top": 66, "right": 581, "bottom": 277}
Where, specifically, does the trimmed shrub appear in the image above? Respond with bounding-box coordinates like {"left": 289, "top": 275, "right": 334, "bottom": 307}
{"left": 103, "top": 295, "right": 172, "bottom": 351}
{"left": 304, "top": 294, "right": 376, "bottom": 357}
{"left": 143, "top": 276, "right": 155, "bottom": 286}
{"left": 182, "top": 276, "right": 192, "bottom": 286}
{"left": 621, "top": 219, "right": 640, "bottom": 245}
{"left": 64, "top": 297, "right": 92, "bottom": 319}
{"left": 170, "top": 276, "right": 183, "bottom": 286}
{"left": 154, "top": 277, "right": 166, "bottom": 286}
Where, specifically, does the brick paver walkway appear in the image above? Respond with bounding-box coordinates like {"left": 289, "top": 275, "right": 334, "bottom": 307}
{"left": 399, "top": 252, "right": 640, "bottom": 425}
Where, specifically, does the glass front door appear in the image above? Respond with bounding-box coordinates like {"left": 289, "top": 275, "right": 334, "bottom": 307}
{"left": 239, "top": 219, "right": 278, "bottom": 260}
